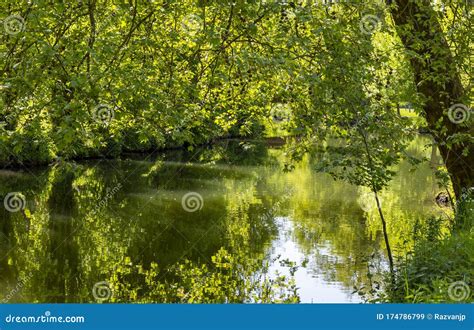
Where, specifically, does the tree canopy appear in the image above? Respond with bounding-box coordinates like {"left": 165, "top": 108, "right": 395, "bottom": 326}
{"left": 1, "top": 0, "right": 472, "bottom": 197}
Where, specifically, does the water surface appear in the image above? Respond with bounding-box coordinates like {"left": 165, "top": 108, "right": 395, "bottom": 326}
{"left": 0, "top": 138, "right": 445, "bottom": 303}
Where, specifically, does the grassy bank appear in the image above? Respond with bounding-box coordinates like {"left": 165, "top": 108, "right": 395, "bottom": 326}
{"left": 378, "top": 193, "right": 474, "bottom": 303}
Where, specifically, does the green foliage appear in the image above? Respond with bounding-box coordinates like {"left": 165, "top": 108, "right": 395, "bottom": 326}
{"left": 370, "top": 198, "right": 474, "bottom": 303}
{"left": 1, "top": 0, "right": 279, "bottom": 165}
{"left": 1, "top": 0, "right": 472, "bottom": 304}
{"left": 381, "top": 230, "right": 474, "bottom": 303}
{"left": 2, "top": 1, "right": 470, "bottom": 166}
{"left": 0, "top": 139, "right": 453, "bottom": 303}
{"left": 109, "top": 248, "right": 300, "bottom": 303}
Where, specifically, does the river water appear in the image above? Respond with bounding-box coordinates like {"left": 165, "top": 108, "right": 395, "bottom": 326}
{"left": 0, "top": 138, "right": 445, "bottom": 303}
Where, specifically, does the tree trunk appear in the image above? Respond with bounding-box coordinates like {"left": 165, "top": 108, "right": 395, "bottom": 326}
{"left": 389, "top": 0, "right": 473, "bottom": 199}
{"left": 374, "top": 190, "right": 394, "bottom": 274}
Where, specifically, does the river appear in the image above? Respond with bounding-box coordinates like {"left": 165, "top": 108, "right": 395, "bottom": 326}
{"left": 0, "top": 137, "right": 446, "bottom": 303}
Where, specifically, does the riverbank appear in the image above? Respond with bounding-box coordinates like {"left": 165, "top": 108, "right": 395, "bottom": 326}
{"left": 375, "top": 196, "right": 474, "bottom": 303}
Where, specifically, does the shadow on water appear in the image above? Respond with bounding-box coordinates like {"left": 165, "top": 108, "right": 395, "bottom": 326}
{"left": 0, "top": 138, "right": 446, "bottom": 302}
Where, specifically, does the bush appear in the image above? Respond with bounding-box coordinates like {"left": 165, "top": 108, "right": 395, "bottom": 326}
{"left": 376, "top": 194, "right": 474, "bottom": 303}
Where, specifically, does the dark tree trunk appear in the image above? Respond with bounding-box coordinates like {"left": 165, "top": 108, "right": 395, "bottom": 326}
{"left": 389, "top": 0, "right": 473, "bottom": 199}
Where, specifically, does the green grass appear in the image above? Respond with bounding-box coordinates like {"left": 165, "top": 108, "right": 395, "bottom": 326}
{"left": 378, "top": 198, "right": 474, "bottom": 303}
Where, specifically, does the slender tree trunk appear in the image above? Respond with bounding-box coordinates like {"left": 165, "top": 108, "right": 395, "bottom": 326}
{"left": 374, "top": 190, "right": 394, "bottom": 274}
{"left": 359, "top": 128, "right": 395, "bottom": 273}
{"left": 389, "top": 0, "right": 473, "bottom": 199}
